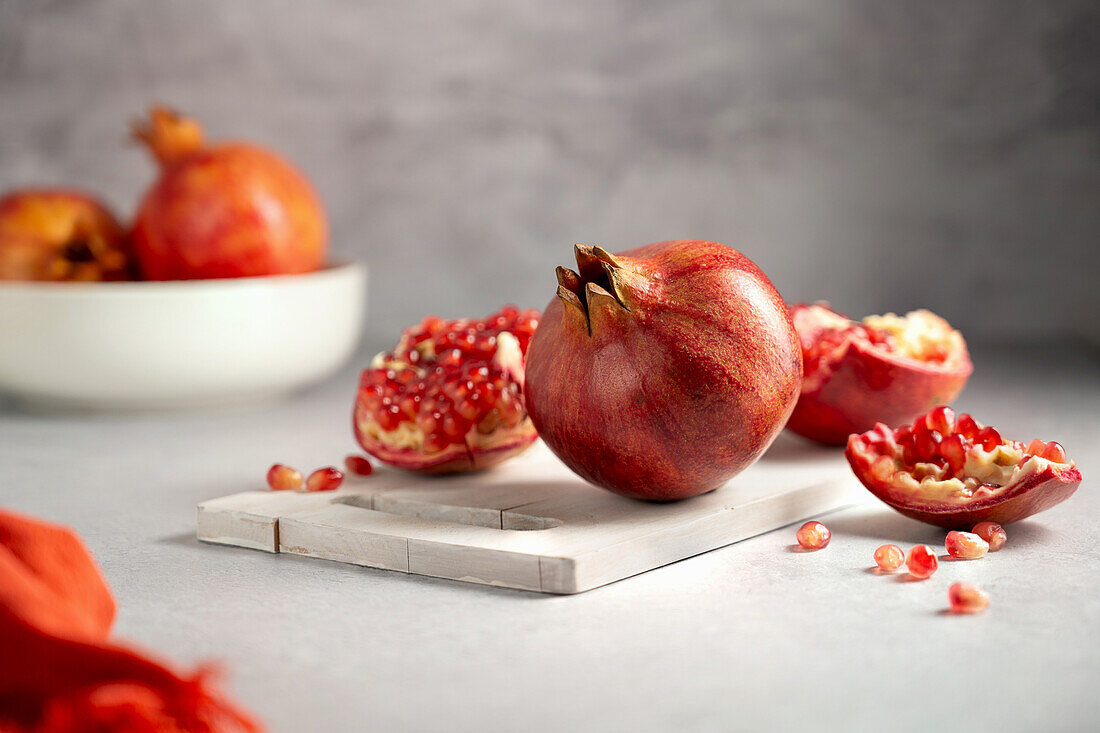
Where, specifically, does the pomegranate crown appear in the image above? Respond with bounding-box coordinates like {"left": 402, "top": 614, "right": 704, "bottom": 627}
{"left": 132, "top": 105, "right": 205, "bottom": 166}
{"left": 555, "top": 244, "right": 636, "bottom": 337}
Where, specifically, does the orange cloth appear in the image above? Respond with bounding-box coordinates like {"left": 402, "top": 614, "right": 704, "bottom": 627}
{"left": 0, "top": 509, "right": 262, "bottom": 732}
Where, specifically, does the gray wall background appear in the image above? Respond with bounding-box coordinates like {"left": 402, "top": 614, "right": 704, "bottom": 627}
{"left": 2, "top": 0, "right": 1097, "bottom": 350}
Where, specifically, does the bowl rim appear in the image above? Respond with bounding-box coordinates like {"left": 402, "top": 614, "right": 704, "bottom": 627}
{"left": 0, "top": 261, "right": 365, "bottom": 294}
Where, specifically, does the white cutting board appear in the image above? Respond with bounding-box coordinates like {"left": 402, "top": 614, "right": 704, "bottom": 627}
{"left": 197, "top": 435, "right": 855, "bottom": 594}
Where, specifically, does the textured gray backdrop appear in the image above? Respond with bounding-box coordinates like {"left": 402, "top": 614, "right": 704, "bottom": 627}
{"left": 1, "top": 0, "right": 1097, "bottom": 350}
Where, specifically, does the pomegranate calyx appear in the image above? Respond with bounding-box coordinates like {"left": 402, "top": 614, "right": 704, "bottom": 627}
{"left": 133, "top": 105, "right": 205, "bottom": 167}
{"left": 555, "top": 243, "right": 635, "bottom": 336}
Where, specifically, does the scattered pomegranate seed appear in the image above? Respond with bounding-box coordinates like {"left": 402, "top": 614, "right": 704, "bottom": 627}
{"left": 344, "top": 454, "right": 374, "bottom": 476}
{"left": 972, "top": 522, "right": 1007, "bottom": 551}
{"left": 266, "top": 463, "right": 303, "bottom": 491}
{"left": 305, "top": 467, "right": 344, "bottom": 492}
{"left": 795, "top": 521, "right": 831, "bottom": 550}
{"left": 905, "top": 545, "right": 938, "bottom": 579}
{"left": 945, "top": 530, "right": 988, "bottom": 559}
{"left": 873, "top": 544, "right": 904, "bottom": 572}
{"left": 948, "top": 582, "right": 990, "bottom": 614}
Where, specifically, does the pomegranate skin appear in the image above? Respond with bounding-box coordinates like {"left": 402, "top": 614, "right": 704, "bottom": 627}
{"left": 787, "top": 304, "right": 972, "bottom": 445}
{"left": 524, "top": 240, "right": 802, "bottom": 501}
{"left": 0, "top": 190, "right": 129, "bottom": 281}
{"left": 131, "top": 107, "right": 327, "bottom": 280}
{"left": 846, "top": 422, "right": 1082, "bottom": 528}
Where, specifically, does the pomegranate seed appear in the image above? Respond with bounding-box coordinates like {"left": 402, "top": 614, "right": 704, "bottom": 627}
{"left": 1025, "top": 438, "right": 1046, "bottom": 456}
{"left": 905, "top": 545, "right": 938, "bottom": 579}
{"left": 305, "top": 467, "right": 344, "bottom": 492}
{"left": 266, "top": 463, "right": 303, "bottom": 491}
{"left": 913, "top": 426, "right": 942, "bottom": 462}
{"left": 945, "top": 530, "right": 988, "bottom": 559}
{"left": 956, "top": 413, "right": 980, "bottom": 440}
{"left": 873, "top": 544, "right": 904, "bottom": 572}
{"left": 972, "top": 522, "right": 1007, "bottom": 551}
{"left": 1039, "top": 441, "right": 1067, "bottom": 463}
{"left": 344, "top": 455, "right": 374, "bottom": 476}
{"left": 975, "top": 426, "right": 1002, "bottom": 451}
{"left": 795, "top": 521, "right": 831, "bottom": 550}
{"left": 925, "top": 406, "right": 956, "bottom": 436}
{"left": 938, "top": 434, "right": 967, "bottom": 476}
{"left": 948, "top": 582, "right": 989, "bottom": 614}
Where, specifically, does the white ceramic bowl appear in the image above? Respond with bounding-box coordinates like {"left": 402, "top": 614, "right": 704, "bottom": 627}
{"left": 0, "top": 263, "right": 366, "bottom": 410}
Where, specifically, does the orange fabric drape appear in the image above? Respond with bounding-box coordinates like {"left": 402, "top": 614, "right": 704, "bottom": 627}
{"left": 0, "top": 509, "right": 262, "bottom": 733}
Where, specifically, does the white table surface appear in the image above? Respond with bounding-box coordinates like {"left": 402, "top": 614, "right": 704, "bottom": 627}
{"left": 1, "top": 342, "right": 1096, "bottom": 732}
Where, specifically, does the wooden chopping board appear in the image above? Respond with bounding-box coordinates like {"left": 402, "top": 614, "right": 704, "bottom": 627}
{"left": 196, "top": 435, "right": 855, "bottom": 594}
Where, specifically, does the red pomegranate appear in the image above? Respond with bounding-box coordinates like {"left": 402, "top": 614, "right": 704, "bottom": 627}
{"left": 846, "top": 406, "right": 1081, "bottom": 528}
{"left": 786, "top": 303, "right": 972, "bottom": 445}
{"left": 131, "top": 106, "right": 327, "bottom": 280}
{"left": 0, "top": 190, "right": 129, "bottom": 281}
{"left": 354, "top": 306, "right": 541, "bottom": 473}
{"left": 523, "top": 240, "right": 802, "bottom": 501}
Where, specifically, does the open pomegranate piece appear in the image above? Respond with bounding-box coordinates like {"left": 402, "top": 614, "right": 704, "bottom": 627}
{"left": 787, "top": 303, "right": 972, "bottom": 445}
{"left": 353, "top": 305, "right": 540, "bottom": 473}
{"left": 846, "top": 406, "right": 1082, "bottom": 528}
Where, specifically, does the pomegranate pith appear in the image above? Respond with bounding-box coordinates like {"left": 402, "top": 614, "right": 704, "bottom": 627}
{"left": 305, "top": 467, "right": 343, "bottom": 492}
{"left": 266, "top": 464, "right": 303, "bottom": 491}
{"left": 873, "top": 544, "right": 905, "bottom": 571}
{"left": 795, "top": 521, "right": 831, "bottom": 550}
{"left": 524, "top": 241, "right": 802, "bottom": 500}
{"left": 354, "top": 306, "right": 540, "bottom": 473}
{"left": 948, "top": 582, "right": 990, "bottom": 614}
{"left": 786, "top": 304, "right": 972, "bottom": 445}
{"left": 945, "top": 531, "right": 988, "bottom": 559}
{"left": 846, "top": 407, "right": 1082, "bottom": 528}
{"left": 972, "top": 522, "right": 1007, "bottom": 551}
{"left": 905, "top": 545, "right": 938, "bottom": 579}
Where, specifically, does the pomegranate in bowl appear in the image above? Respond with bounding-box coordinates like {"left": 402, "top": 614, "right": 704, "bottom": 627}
{"left": 354, "top": 305, "right": 540, "bottom": 473}
{"left": 787, "top": 303, "right": 972, "bottom": 445}
{"left": 846, "top": 406, "right": 1081, "bottom": 528}
{"left": 0, "top": 190, "right": 130, "bottom": 282}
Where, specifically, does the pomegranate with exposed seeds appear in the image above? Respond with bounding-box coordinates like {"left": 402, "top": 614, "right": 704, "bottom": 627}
{"left": 846, "top": 406, "right": 1081, "bottom": 528}
{"left": 524, "top": 241, "right": 802, "bottom": 500}
{"left": 0, "top": 190, "right": 130, "bottom": 281}
{"left": 354, "top": 305, "right": 540, "bottom": 473}
{"left": 787, "top": 303, "right": 972, "bottom": 445}
{"left": 131, "top": 106, "right": 327, "bottom": 280}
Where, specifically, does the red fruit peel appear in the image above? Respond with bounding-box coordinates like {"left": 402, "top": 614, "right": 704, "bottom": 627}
{"left": 787, "top": 303, "right": 972, "bottom": 445}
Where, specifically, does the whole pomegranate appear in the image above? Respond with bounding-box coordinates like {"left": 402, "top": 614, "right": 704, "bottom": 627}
{"left": 524, "top": 240, "right": 802, "bottom": 501}
{"left": 0, "top": 190, "right": 129, "bottom": 281}
{"left": 787, "top": 302, "right": 972, "bottom": 445}
{"left": 847, "top": 406, "right": 1081, "bottom": 528}
{"left": 131, "top": 106, "right": 327, "bottom": 280}
{"left": 354, "top": 305, "right": 541, "bottom": 473}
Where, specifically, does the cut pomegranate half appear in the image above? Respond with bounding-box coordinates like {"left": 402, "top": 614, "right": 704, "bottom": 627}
{"left": 353, "top": 305, "right": 540, "bottom": 473}
{"left": 846, "top": 406, "right": 1082, "bottom": 528}
{"left": 786, "top": 303, "right": 972, "bottom": 445}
